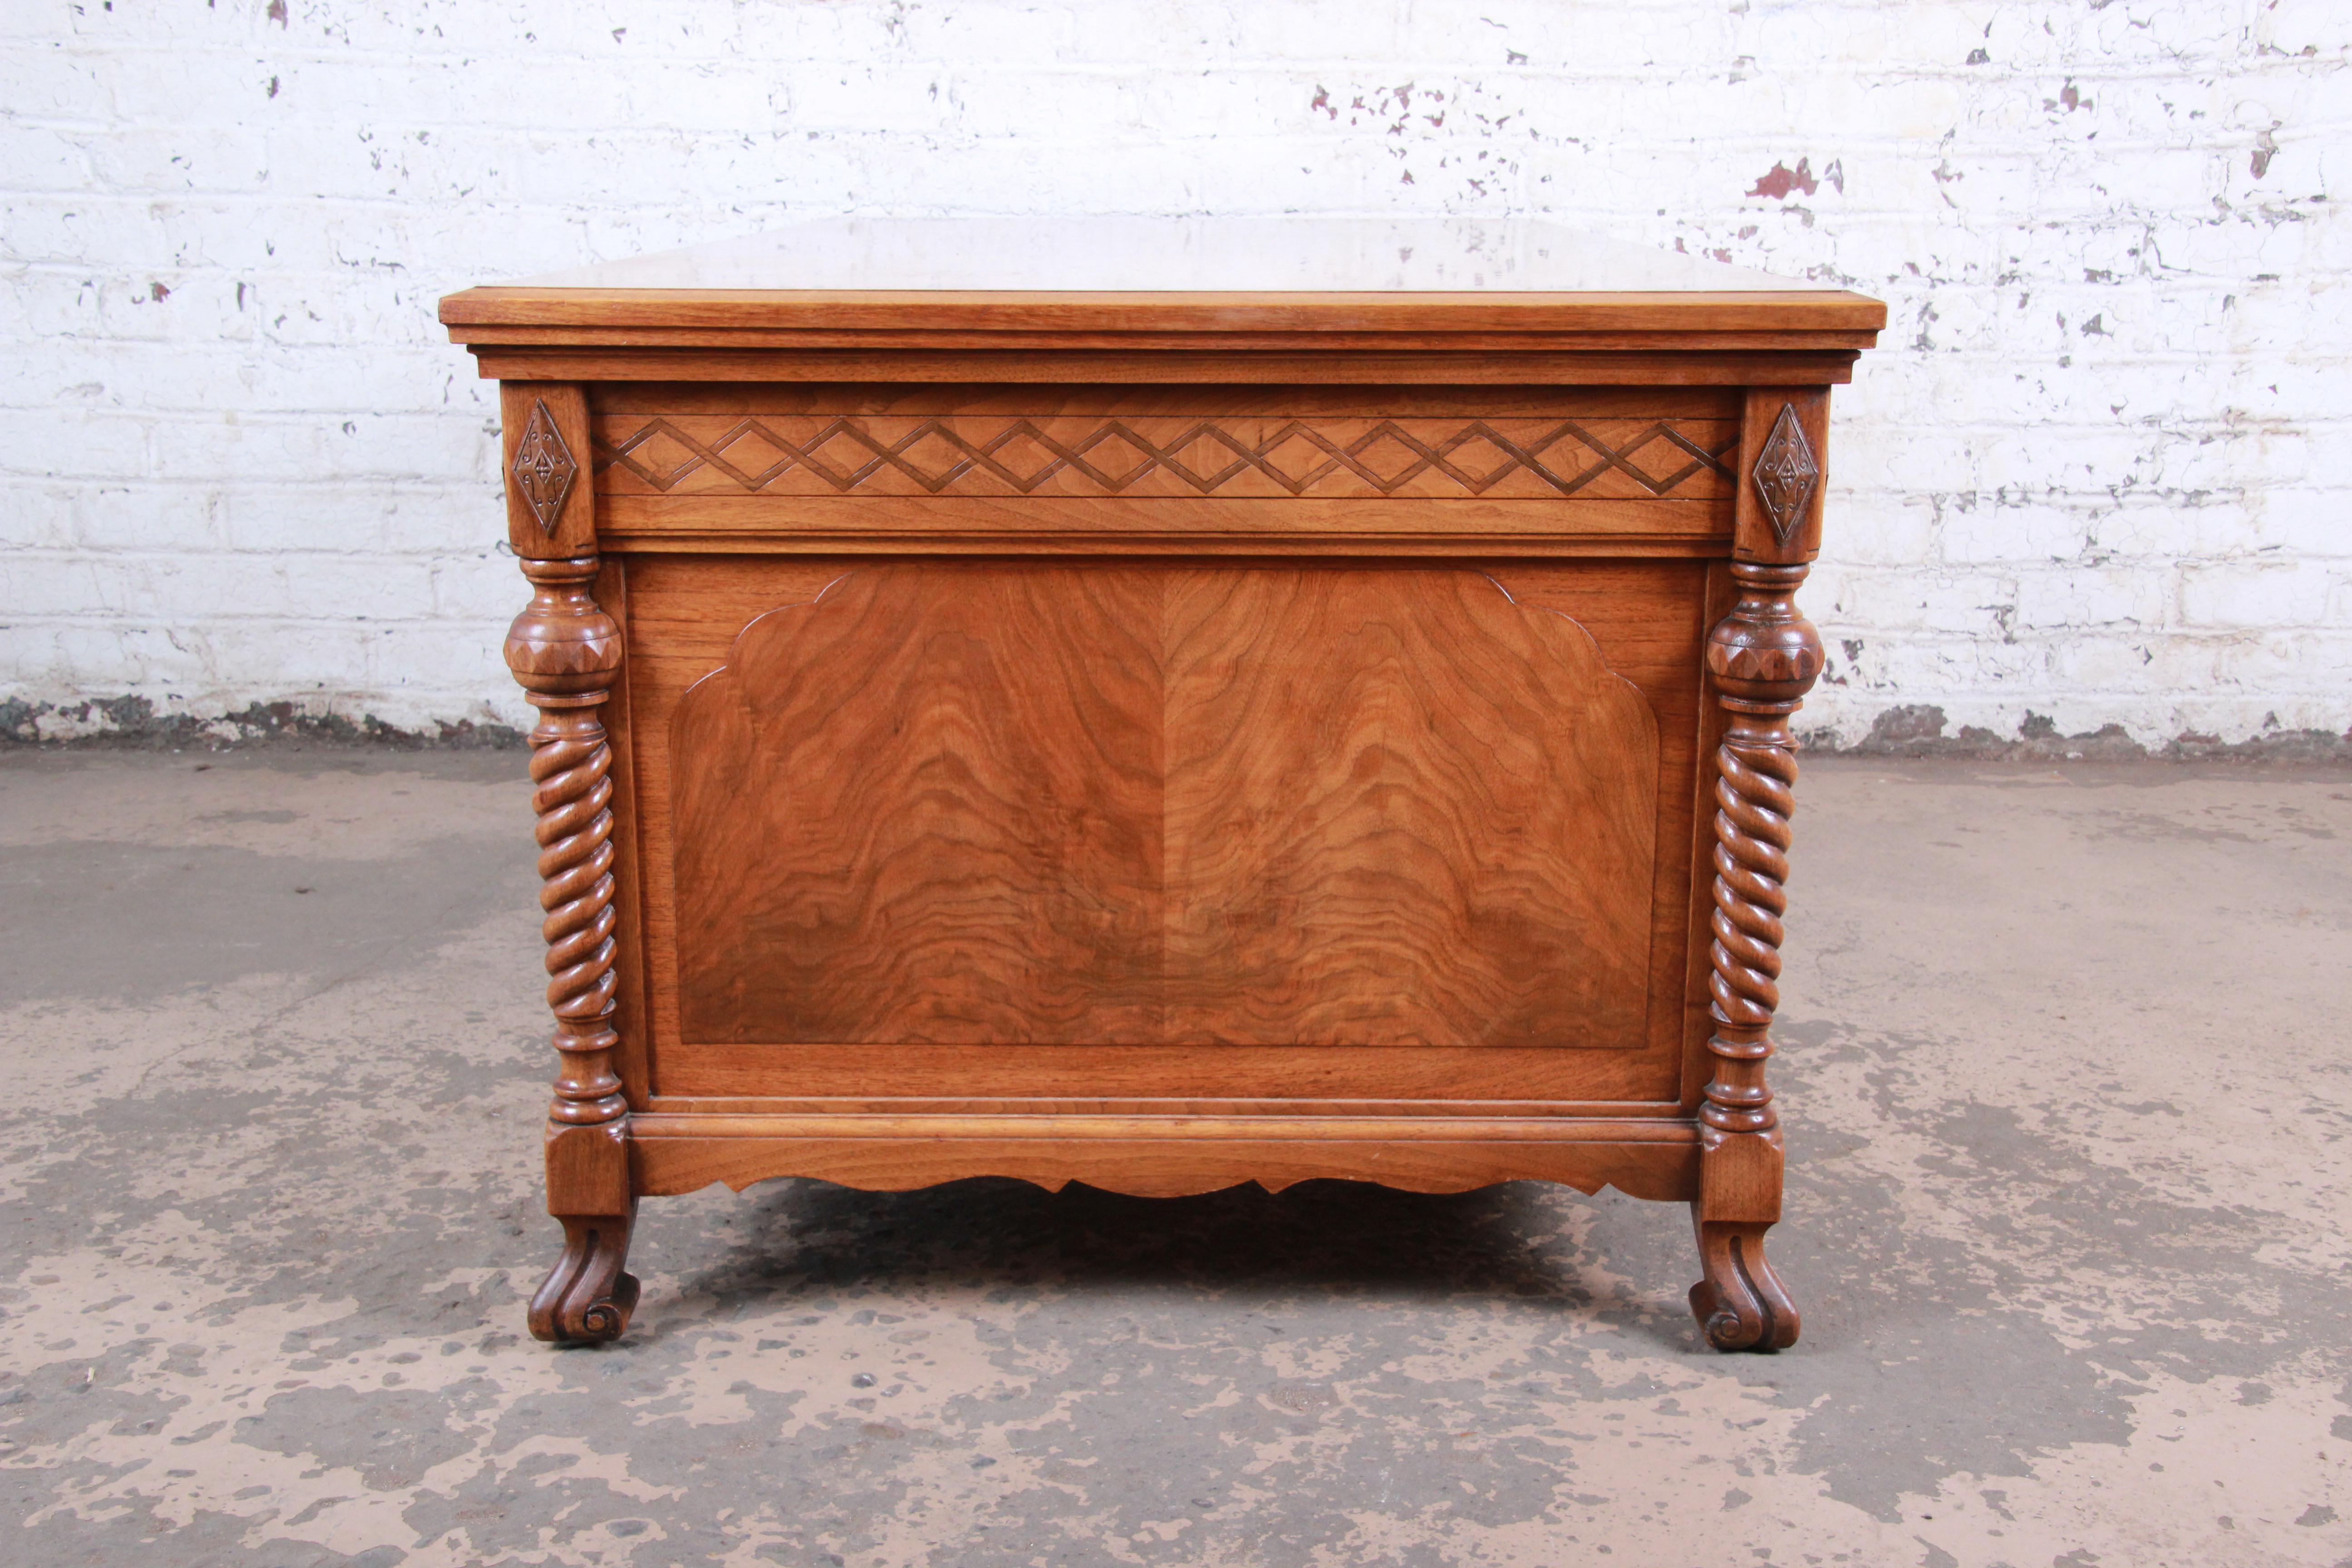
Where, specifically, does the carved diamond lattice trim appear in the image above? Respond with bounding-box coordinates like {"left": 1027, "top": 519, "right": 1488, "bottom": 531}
{"left": 595, "top": 417, "right": 1740, "bottom": 500}
{"left": 511, "top": 399, "right": 578, "bottom": 535}
{"left": 1750, "top": 404, "right": 1819, "bottom": 544}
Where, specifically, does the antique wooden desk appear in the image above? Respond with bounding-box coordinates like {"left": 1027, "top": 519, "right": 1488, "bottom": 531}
{"left": 439, "top": 219, "right": 1883, "bottom": 1351}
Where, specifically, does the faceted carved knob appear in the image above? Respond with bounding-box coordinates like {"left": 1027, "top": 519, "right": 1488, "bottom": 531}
{"left": 505, "top": 556, "right": 623, "bottom": 701}
{"left": 1707, "top": 562, "right": 1823, "bottom": 702}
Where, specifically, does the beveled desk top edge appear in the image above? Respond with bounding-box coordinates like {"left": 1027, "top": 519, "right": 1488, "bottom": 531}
{"left": 440, "top": 286, "right": 1890, "bottom": 340}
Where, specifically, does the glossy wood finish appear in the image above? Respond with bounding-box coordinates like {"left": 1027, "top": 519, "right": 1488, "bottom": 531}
{"left": 672, "top": 565, "right": 1165, "bottom": 1047}
{"left": 501, "top": 549, "right": 638, "bottom": 1343}
{"left": 1689, "top": 557, "right": 1825, "bottom": 1351}
{"left": 623, "top": 552, "right": 1711, "bottom": 1109}
{"left": 628, "top": 1112, "right": 1701, "bottom": 1204}
{"left": 597, "top": 411, "right": 1740, "bottom": 502}
{"left": 589, "top": 386, "right": 1741, "bottom": 557}
{"left": 668, "top": 564, "right": 1657, "bottom": 1051}
{"left": 449, "top": 223, "right": 1880, "bottom": 1350}
{"left": 444, "top": 288, "right": 1884, "bottom": 338}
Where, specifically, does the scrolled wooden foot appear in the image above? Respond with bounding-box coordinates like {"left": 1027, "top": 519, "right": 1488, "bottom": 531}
{"left": 528, "top": 1207, "right": 640, "bottom": 1345}
{"left": 1690, "top": 1217, "right": 1799, "bottom": 1352}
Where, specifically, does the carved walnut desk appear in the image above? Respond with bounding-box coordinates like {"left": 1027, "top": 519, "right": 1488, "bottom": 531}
{"left": 438, "top": 219, "right": 1883, "bottom": 1351}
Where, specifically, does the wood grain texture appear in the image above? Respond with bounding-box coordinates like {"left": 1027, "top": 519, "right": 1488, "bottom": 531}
{"left": 463, "top": 347, "right": 1867, "bottom": 388}
{"left": 592, "top": 493, "right": 1730, "bottom": 557}
{"left": 593, "top": 383, "right": 1749, "bottom": 418}
{"left": 503, "top": 549, "right": 639, "bottom": 1345}
{"left": 1160, "top": 570, "right": 1656, "bottom": 1046}
{"left": 1689, "top": 557, "right": 1825, "bottom": 1352}
{"left": 499, "top": 383, "right": 597, "bottom": 560}
{"left": 619, "top": 553, "right": 1707, "bottom": 1107}
{"left": 643, "top": 1095, "right": 1700, "bottom": 1118}
{"left": 592, "top": 555, "right": 656, "bottom": 1111}
{"left": 645, "top": 1043, "right": 1674, "bottom": 1105}
{"left": 671, "top": 566, "right": 1167, "bottom": 1044}
{"left": 441, "top": 286, "right": 1887, "bottom": 338}
{"left": 626, "top": 1111, "right": 1701, "bottom": 1203}
{"left": 666, "top": 564, "right": 1658, "bottom": 1052}
{"left": 1733, "top": 387, "right": 1832, "bottom": 564}
{"left": 594, "top": 412, "right": 1739, "bottom": 501}
{"left": 586, "top": 387, "right": 1739, "bottom": 555}
{"left": 450, "top": 242, "right": 1880, "bottom": 1347}
{"left": 504, "top": 556, "right": 629, "bottom": 1131}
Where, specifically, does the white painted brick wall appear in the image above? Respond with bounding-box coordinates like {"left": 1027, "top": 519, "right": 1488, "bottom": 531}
{"left": 2, "top": 0, "right": 2346, "bottom": 748}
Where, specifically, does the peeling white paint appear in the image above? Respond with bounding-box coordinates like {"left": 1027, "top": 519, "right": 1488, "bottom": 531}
{"left": 0, "top": 1, "right": 2345, "bottom": 750}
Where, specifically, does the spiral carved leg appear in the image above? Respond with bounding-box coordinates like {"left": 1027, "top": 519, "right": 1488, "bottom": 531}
{"left": 507, "top": 551, "right": 637, "bottom": 1344}
{"left": 1690, "top": 1216, "right": 1799, "bottom": 1352}
{"left": 529, "top": 1206, "right": 640, "bottom": 1346}
{"left": 528, "top": 704, "right": 626, "bottom": 1128}
{"left": 1690, "top": 714, "right": 1807, "bottom": 1352}
{"left": 1691, "top": 558, "right": 1823, "bottom": 1352}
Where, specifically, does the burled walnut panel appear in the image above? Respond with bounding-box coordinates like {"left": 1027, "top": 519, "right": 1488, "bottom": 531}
{"left": 668, "top": 565, "right": 1659, "bottom": 1049}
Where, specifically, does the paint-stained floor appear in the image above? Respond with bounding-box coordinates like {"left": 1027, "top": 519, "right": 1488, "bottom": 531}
{"left": 0, "top": 750, "right": 2346, "bottom": 1568}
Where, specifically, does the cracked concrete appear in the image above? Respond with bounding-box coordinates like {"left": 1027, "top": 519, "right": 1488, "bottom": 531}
{"left": 1, "top": 750, "right": 2347, "bottom": 1567}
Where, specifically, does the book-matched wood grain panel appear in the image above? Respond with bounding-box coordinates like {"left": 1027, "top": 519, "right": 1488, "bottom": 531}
{"left": 667, "top": 565, "right": 1658, "bottom": 1052}
{"left": 621, "top": 555, "right": 1710, "bottom": 1106}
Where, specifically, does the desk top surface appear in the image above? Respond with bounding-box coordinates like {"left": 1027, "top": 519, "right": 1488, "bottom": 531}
{"left": 440, "top": 218, "right": 1883, "bottom": 339}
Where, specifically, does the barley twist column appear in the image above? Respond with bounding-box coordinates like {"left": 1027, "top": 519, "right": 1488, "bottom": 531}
{"left": 1691, "top": 559, "right": 1822, "bottom": 1351}
{"left": 507, "top": 553, "right": 638, "bottom": 1343}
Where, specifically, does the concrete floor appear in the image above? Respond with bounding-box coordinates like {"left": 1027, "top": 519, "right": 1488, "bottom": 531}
{"left": 0, "top": 750, "right": 2346, "bottom": 1568}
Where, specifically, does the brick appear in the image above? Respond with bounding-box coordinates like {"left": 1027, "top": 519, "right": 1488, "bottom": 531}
{"left": 0, "top": 0, "right": 2341, "bottom": 743}
{"left": 1818, "top": 495, "right": 1940, "bottom": 569}
{"left": 0, "top": 484, "right": 81, "bottom": 550}
{"left": 898, "top": 4, "right": 1080, "bottom": 63}
{"left": 1935, "top": 500, "right": 2094, "bottom": 565}
{"left": 2012, "top": 564, "right": 2170, "bottom": 629}
{"left": 2212, "top": 631, "right": 2352, "bottom": 693}
{"left": 2179, "top": 560, "right": 2347, "bottom": 629}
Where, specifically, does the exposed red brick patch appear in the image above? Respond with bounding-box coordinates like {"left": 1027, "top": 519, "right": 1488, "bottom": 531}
{"left": 1747, "top": 158, "right": 1820, "bottom": 200}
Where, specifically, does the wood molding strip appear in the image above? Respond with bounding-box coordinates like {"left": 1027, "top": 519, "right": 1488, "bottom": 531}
{"left": 465, "top": 348, "right": 1865, "bottom": 386}
{"left": 630, "top": 1112, "right": 1699, "bottom": 1141}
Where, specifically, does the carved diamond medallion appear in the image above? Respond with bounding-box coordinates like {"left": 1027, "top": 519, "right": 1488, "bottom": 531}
{"left": 510, "top": 399, "right": 578, "bottom": 536}
{"left": 1751, "top": 403, "right": 1819, "bottom": 544}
